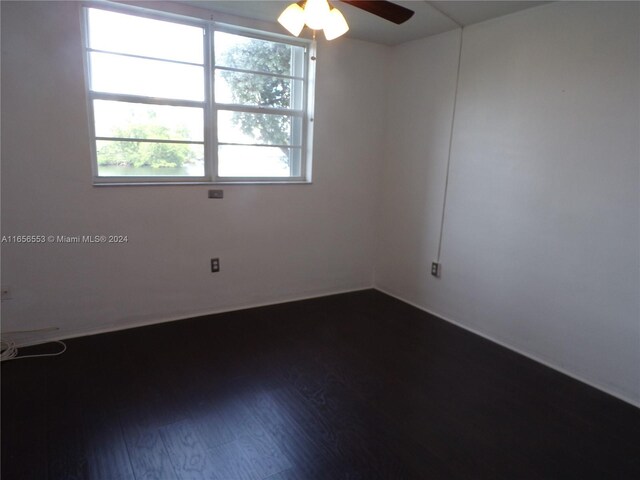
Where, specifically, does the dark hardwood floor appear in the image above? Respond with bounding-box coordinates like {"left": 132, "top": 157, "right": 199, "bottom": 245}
{"left": 2, "top": 290, "right": 639, "bottom": 479}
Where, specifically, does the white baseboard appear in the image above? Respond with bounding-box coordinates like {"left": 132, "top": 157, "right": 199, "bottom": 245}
{"left": 374, "top": 286, "right": 640, "bottom": 410}
{"left": 3, "top": 284, "right": 373, "bottom": 348}
{"left": 5, "top": 283, "right": 638, "bottom": 409}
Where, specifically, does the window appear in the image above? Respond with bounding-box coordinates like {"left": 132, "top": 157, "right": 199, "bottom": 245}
{"left": 82, "top": 6, "right": 315, "bottom": 184}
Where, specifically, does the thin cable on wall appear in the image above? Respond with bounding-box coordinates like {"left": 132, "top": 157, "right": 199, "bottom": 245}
{"left": 436, "top": 26, "right": 464, "bottom": 264}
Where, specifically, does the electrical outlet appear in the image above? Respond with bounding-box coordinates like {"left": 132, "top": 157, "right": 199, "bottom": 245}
{"left": 431, "top": 262, "right": 440, "bottom": 277}
{"left": 1, "top": 286, "right": 12, "bottom": 301}
{"left": 208, "top": 189, "right": 224, "bottom": 199}
{"left": 211, "top": 258, "right": 220, "bottom": 273}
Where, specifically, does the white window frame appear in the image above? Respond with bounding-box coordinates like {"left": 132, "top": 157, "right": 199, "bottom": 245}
{"left": 81, "top": 4, "right": 316, "bottom": 186}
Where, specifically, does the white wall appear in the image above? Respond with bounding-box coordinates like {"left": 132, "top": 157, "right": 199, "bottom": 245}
{"left": 0, "top": 1, "right": 388, "bottom": 339}
{"left": 2, "top": 1, "right": 639, "bottom": 407}
{"left": 376, "top": 2, "right": 640, "bottom": 405}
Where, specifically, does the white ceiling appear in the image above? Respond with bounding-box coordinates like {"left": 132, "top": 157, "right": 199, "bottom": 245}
{"left": 181, "top": 1, "right": 550, "bottom": 45}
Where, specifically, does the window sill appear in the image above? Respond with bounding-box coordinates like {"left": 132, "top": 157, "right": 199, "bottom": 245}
{"left": 92, "top": 180, "right": 313, "bottom": 187}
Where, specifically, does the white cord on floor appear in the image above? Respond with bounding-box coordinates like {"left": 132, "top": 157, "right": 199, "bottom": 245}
{"left": 0, "top": 327, "right": 67, "bottom": 362}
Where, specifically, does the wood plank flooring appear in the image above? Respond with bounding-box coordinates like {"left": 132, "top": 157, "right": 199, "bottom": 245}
{"left": 2, "top": 290, "right": 639, "bottom": 479}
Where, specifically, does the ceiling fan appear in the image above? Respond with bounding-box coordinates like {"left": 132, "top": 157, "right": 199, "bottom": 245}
{"left": 278, "top": 0, "right": 415, "bottom": 40}
{"left": 341, "top": 1, "right": 415, "bottom": 24}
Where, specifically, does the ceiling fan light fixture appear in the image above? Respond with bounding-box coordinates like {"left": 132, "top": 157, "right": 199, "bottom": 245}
{"left": 304, "top": 0, "right": 331, "bottom": 30}
{"left": 323, "top": 7, "right": 349, "bottom": 40}
{"left": 277, "top": 3, "right": 305, "bottom": 37}
{"left": 278, "top": 0, "right": 350, "bottom": 40}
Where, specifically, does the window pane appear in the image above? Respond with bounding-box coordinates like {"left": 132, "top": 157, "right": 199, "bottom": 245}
{"left": 90, "top": 52, "right": 204, "bottom": 101}
{"left": 88, "top": 9, "right": 204, "bottom": 64}
{"left": 215, "top": 71, "right": 302, "bottom": 109}
{"left": 217, "top": 111, "right": 301, "bottom": 146}
{"left": 96, "top": 140, "right": 204, "bottom": 176}
{"left": 218, "top": 145, "right": 300, "bottom": 178}
{"left": 215, "top": 32, "right": 302, "bottom": 76}
{"left": 94, "top": 101, "right": 204, "bottom": 141}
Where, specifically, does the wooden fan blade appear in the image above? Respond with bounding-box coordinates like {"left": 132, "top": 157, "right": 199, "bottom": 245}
{"left": 340, "top": 1, "right": 415, "bottom": 24}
